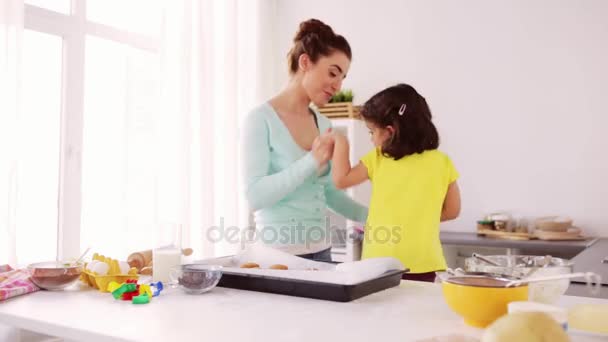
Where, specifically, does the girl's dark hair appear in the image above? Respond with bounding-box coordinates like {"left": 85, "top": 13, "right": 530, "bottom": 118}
{"left": 361, "top": 84, "right": 440, "bottom": 160}
{"left": 287, "top": 19, "right": 351, "bottom": 75}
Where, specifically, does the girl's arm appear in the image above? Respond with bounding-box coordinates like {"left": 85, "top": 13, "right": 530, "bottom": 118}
{"left": 331, "top": 133, "right": 369, "bottom": 189}
{"left": 441, "top": 181, "right": 461, "bottom": 221}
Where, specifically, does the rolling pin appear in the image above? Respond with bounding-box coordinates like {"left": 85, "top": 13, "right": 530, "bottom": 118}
{"left": 127, "top": 250, "right": 153, "bottom": 271}
{"left": 128, "top": 248, "right": 193, "bottom": 273}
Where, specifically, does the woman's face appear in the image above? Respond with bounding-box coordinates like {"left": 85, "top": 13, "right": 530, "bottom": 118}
{"left": 365, "top": 120, "right": 393, "bottom": 148}
{"left": 300, "top": 51, "right": 350, "bottom": 106}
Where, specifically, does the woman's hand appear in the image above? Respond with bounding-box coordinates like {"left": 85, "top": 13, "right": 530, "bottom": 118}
{"left": 312, "top": 129, "right": 335, "bottom": 167}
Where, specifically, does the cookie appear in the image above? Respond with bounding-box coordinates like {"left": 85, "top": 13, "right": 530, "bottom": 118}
{"left": 240, "top": 262, "right": 260, "bottom": 269}
{"left": 269, "top": 264, "right": 288, "bottom": 270}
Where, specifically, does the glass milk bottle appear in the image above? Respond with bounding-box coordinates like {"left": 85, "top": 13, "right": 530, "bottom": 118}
{"left": 153, "top": 223, "right": 183, "bottom": 283}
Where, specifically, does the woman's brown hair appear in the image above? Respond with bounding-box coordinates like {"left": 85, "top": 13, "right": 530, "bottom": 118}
{"left": 361, "top": 84, "right": 440, "bottom": 160}
{"left": 287, "top": 19, "right": 351, "bottom": 74}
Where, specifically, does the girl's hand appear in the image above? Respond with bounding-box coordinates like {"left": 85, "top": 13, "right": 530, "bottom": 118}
{"left": 331, "top": 131, "right": 346, "bottom": 144}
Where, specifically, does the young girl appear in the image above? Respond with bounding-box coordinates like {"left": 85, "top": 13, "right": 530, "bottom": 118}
{"left": 331, "top": 83, "right": 461, "bottom": 282}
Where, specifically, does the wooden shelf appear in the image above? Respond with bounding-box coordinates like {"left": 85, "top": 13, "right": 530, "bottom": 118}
{"left": 477, "top": 228, "right": 586, "bottom": 241}
{"left": 477, "top": 228, "right": 534, "bottom": 240}
{"left": 315, "top": 102, "right": 361, "bottom": 119}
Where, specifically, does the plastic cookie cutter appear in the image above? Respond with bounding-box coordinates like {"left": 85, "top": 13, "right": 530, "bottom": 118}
{"left": 139, "top": 284, "right": 153, "bottom": 298}
{"left": 132, "top": 293, "right": 150, "bottom": 304}
{"left": 150, "top": 281, "right": 164, "bottom": 297}
{"left": 121, "top": 291, "right": 139, "bottom": 301}
{"left": 111, "top": 283, "right": 137, "bottom": 300}
{"left": 107, "top": 281, "right": 121, "bottom": 293}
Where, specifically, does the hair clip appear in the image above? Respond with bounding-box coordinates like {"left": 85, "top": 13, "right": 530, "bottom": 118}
{"left": 398, "top": 104, "right": 407, "bottom": 116}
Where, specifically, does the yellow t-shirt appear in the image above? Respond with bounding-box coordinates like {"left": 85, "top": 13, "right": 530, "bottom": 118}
{"left": 360, "top": 148, "right": 459, "bottom": 273}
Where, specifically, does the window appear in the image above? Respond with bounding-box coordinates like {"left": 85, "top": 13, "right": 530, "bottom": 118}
{"left": 25, "top": 0, "right": 71, "bottom": 14}
{"left": 86, "top": 0, "right": 162, "bottom": 36}
{"left": 15, "top": 30, "right": 63, "bottom": 265}
{"left": 9, "top": 0, "right": 253, "bottom": 264}
{"left": 81, "top": 36, "right": 161, "bottom": 257}
{"left": 17, "top": 1, "right": 162, "bottom": 262}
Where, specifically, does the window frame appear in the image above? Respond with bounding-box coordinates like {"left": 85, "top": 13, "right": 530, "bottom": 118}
{"left": 23, "top": 0, "right": 160, "bottom": 260}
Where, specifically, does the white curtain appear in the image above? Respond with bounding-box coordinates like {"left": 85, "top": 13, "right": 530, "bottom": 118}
{"left": 1, "top": 0, "right": 278, "bottom": 265}
{"left": 81, "top": 0, "right": 278, "bottom": 259}
{"left": 0, "top": 0, "right": 23, "bottom": 266}
{"left": 158, "top": 0, "right": 277, "bottom": 258}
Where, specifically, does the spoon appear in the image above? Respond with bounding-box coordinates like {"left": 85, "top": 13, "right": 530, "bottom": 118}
{"left": 505, "top": 272, "right": 602, "bottom": 295}
{"left": 472, "top": 253, "right": 501, "bottom": 266}
{"left": 72, "top": 247, "right": 91, "bottom": 266}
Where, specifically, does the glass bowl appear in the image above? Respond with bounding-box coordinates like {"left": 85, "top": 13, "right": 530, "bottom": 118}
{"left": 465, "top": 255, "right": 574, "bottom": 303}
{"left": 169, "top": 264, "right": 222, "bottom": 294}
{"left": 27, "top": 261, "right": 84, "bottom": 290}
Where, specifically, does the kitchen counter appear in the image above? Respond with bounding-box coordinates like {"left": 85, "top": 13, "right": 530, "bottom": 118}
{"left": 441, "top": 233, "right": 608, "bottom": 298}
{"left": 566, "top": 283, "right": 608, "bottom": 299}
{"left": 1, "top": 281, "right": 607, "bottom": 342}
{"left": 440, "top": 231, "right": 597, "bottom": 256}
{"left": 570, "top": 238, "right": 608, "bottom": 285}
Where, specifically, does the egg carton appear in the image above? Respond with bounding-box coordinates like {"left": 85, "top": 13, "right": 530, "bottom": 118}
{"left": 80, "top": 253, "right": 139, "bottom": 292}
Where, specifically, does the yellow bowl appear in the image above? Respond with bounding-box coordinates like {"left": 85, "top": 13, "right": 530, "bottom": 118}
{"left": 442, "top": 276, "right": 528, "bottom": 328}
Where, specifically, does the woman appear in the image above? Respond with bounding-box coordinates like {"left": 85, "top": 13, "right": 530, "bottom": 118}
{"left": 241, "top": 19, "right": 367, "bottom": 261}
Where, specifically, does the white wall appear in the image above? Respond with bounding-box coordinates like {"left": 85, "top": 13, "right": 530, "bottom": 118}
{"left": 272, "top": 0, "right": 608, "bottom": 237}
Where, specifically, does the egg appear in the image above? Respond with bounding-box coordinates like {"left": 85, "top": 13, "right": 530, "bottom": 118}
{"left": 86, "top": 260, "right": 98, "bottom": 271}
{"left": 91, "top": 261, "right": 109, "bottom": 275}
{"left": 118, "top": 261, "right": 131, "bottom": 274}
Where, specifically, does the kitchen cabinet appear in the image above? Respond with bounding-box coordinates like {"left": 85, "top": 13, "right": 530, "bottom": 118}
{"left": 440, "top": 231, "right": 596, "bottom": 269}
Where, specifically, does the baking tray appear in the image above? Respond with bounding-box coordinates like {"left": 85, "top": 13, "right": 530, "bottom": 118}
{"left": 205, "top": 256, "right": 407, "bottom": 302}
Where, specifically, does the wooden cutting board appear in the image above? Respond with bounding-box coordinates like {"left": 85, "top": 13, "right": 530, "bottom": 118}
{"left": 477, "top": 228, "right": 534, "bottom": 240}
{"left": 534, "top": 227, "right": 585, "bottom": 241}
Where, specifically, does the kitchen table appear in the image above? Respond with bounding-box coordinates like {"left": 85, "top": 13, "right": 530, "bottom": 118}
{"left": 0, "top": 281, "right": 606, "bottom": 342}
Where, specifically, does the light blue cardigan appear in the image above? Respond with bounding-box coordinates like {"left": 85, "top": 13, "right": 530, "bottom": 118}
{"left": 241, "top": 103, "right": 368, "bottom": 254}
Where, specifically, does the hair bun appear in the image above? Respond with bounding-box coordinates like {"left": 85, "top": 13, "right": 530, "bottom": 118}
{"left": 286, "top": 18, "right": 351, "bottom": 75}
{"left": 294, "top": 18, "right": 334, "bottom": 42}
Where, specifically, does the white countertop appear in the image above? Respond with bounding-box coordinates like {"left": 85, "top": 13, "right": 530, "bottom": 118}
{"left": 0, "top": 281, "right": 606, "bottom": 342}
